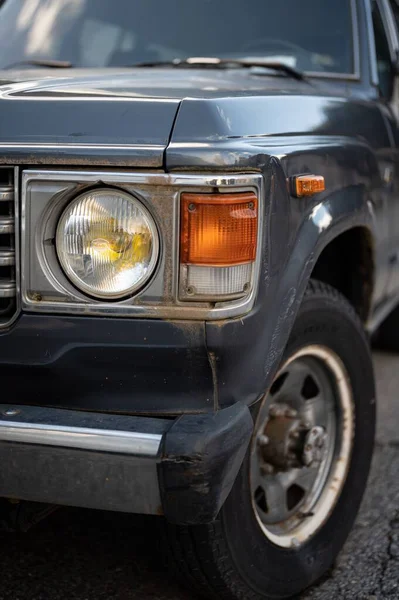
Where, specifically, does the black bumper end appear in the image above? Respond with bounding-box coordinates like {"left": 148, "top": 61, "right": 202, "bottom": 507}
{"left": 159, "top": 403, "right": 253, "bottom": 524}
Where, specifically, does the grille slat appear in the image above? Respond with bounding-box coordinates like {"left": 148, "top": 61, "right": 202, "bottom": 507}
{"left": 0, "top": 186, "right": 14, "bottom": 202}
{"left": 0, "top": 217, "right": 14, "bottom": 234}
{"left": 0, "top": 169, "right": 17, "bottom": 326}
{"left": 0, "top": 250, "right": 15, "bottom": 266}
{"left": 0, "top": 281, "right": 15, "bottom": 298}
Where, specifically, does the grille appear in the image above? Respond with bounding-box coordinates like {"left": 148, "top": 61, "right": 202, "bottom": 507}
{"left": 0, "top": 168, "right": 16, "bottom": 326}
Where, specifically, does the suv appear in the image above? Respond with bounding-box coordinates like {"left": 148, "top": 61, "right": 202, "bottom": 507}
{"left": 0, "top": 0, "right": 397, "bottom": 598}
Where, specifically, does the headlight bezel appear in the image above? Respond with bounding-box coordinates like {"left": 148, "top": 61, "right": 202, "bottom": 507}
{"left": 55, "top": 187, "right": 160, "bottom": 301}
{"left": 22, "top": 170, "right": 262, "bottom": 321}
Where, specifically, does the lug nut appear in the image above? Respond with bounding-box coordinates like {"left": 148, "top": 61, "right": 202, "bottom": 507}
{"left": 261, "top": 463, "right": 274, "bottom": 475}
{"left": 285, "top": 408, "right": 298, "bottom": 418}
{"left": 257, "top": 434, "right": 269, "bottom": 447}
{"left": 290, "top": 430, "right": 300, "bottom": 440}
{"left": 270, "top": 405, "right": 286, "bottom": 418}
{"left": 269, "top": 404, "right": 280, "bottom": 418}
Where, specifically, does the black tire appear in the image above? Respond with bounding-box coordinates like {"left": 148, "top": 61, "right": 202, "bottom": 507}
{"left": 375, "top": 303, "right": 399, "bottom": 351}
{"left": 162, "top": 280, "right": 376, "bottom": 600}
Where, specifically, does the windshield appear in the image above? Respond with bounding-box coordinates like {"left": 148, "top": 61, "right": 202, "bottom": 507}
{"left": 0, "top": 0, "right": 354, "bottom": 74}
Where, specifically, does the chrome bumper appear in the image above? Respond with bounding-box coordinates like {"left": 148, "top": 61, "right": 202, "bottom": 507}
{"left": 0, "top": 419, "right": 162, "bottom": 456}
{"left": 0, "top": 403, "right": 253, "bottom": 524}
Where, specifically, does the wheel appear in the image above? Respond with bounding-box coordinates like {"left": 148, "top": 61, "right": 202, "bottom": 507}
{"left": 375, "top": 303, "right": 399, "bottom": 351}
{"left": 163, "top": 280, "right": 376, "bottom": 600}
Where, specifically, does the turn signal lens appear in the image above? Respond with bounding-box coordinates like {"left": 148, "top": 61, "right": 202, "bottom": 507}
{"left": 294, "top": 175, "right": 325, "bottom": 198}
{"left": 179, "top": 192, "right": 259, "bottom": 301}
{"left": 181, "top": 192, "right": 258, "bottom": 266}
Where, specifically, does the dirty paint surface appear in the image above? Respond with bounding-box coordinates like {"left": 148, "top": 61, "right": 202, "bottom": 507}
{"left": 0, "top": 351, "right": 396, "bottom": 600}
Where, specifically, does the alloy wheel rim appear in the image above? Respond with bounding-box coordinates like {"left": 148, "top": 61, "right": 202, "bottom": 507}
{"left": 250, "top": 345, "right": 354, "bottom": 548}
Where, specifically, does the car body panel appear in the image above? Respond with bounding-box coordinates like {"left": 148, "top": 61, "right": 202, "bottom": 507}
{"left": 0, "top": 0, "right": 395, "bottom": 418}
{"left": 0, "top": 74, "right": 183, "bottom": 167}
{"left": 0, "top": 0, "right": 395, "bottom": 530}
{"left": 0, "top": 70, "right": 391, "bottom": 413}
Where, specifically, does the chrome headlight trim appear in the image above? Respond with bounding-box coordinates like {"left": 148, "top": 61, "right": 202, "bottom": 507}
{"left": 21, "top": 170, "right": 263, "bottom": 321}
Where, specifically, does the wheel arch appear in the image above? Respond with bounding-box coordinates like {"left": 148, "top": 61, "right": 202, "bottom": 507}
{"left": 310, "top": 226, "right": 375, "bottom": 323}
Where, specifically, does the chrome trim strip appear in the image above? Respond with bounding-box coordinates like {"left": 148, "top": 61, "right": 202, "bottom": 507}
{"left": 22, "top": 170, "right": 262, "bottom": 187}
{"left": 0, "top": 420, "right": 163, "bottom": 457}
{"left": 0, "top": 216, "right": 14, "bottom": 234}
{"left": 0, "top": 249, "right": 15, "bottom": 266}
{"left": 0, "top": 281, "right": 16, "bottom": 297}
{"left": 22, "top": 170, "right": 264, "bottom": 321}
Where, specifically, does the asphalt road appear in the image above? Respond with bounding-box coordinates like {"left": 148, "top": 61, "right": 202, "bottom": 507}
{"left": 0, "top": 352, "right": 398, "bottom": 600}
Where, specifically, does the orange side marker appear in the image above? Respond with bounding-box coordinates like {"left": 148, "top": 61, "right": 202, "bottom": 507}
{"left": 292, "top": 175, "right": 325, "bottom": 198}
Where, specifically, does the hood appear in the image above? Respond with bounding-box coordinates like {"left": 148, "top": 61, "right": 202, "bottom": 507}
{"left": 0, "top": 68, "right": 313, "bottom": 167}
{"left": 0, "top": 67, "right": 311, "bottom": 98}
{"left": 0, "top": 69, "right": 202, "bottom": 168}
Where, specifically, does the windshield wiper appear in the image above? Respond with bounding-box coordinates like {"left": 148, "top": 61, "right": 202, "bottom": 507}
{"left": 3, "top": 59, "right": 73, "bottom": 70}
{"left": 130, "top": 57, "right": 306, "bottom": 81}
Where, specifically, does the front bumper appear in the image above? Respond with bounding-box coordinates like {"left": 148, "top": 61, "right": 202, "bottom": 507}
{"left": 0, "top": 402, "right": 253, "bottom": 524}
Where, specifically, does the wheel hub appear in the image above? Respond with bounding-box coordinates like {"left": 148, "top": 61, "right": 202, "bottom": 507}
{"left": 258, "top": 403, "right": 327, "bottom": 473}
{"left": 250, "top": 345, "right": 354, "bottom": 549}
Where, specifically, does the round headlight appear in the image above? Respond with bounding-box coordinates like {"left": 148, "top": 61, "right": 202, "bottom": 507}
{"left": 56, "top": 189, "right": 159, "bottom": 299}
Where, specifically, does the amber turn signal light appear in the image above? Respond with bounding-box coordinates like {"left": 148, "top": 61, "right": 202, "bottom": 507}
{"left": 292, "top": 175, "right": 325, "bottom": 198}
{"left": 180, "top": 192, "right": 258, "bottom": 266}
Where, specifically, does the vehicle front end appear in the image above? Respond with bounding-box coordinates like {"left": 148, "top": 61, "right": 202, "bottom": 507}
{"left": 0, "top": 148, "right": 263, "bottom": 524}
{"left": 0, "top": 0, "right": 379, "bottom": 598}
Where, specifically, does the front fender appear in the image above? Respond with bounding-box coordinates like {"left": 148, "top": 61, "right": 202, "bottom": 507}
{"left": 205, "top": 155, "right": 375, "bottom": 409}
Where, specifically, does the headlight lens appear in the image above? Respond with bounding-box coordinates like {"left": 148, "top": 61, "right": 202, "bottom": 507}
{"left": 56, "top": 189, "right": 159, "bottom": 299}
